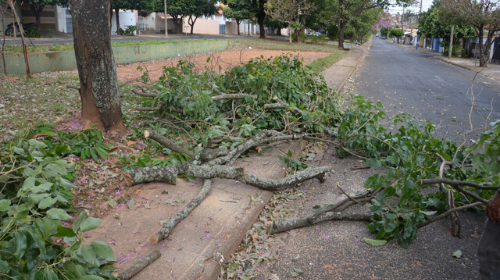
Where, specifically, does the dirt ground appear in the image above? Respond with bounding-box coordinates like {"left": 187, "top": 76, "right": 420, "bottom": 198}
{"left": 116, "top": 49, "right": 330, "bottom": 83}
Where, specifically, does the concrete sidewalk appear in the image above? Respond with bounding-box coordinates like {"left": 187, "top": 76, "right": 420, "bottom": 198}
{"left": 393, "top": 41, "right": 500, "bottom": 84}
{"left": 322, "top": 39, "right": 371, "bottom": 92}
{"left": 83, "top": 40, "right": 368, "bottom": 280}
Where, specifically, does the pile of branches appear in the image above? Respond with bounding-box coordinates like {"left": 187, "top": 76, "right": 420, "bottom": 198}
{"left": 124, "top": 55, "right": 500, "bottom": 252}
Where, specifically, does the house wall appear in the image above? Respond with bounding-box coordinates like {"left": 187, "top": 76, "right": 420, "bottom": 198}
{"left": 20, "top": 3, "right": 56, "bottom": 29}
{"left": 111, "top": 11, "right": 136, "bottom": 34}
{"left": 183, "top": 17, "right": 219, "bottom": 35}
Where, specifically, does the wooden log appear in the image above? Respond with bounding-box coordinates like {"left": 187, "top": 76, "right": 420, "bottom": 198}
{"left": 151, "top": 179, "right": 213, "bottom": 243}
{"left": 118, "top": 250, "right": 161, "bottom": 280}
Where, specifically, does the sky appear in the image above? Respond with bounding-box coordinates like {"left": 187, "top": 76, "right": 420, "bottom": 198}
{"left": 388, "top": 0, "right": 433, "bottom": 15}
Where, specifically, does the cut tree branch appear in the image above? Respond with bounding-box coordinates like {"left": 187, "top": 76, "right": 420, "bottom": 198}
{"left": 127, "top": 163, "right": 332, "bottom": 191}
{"left": 151, "top": 179, "right": 213, "bottom": 244}
{"left": 270, "top": 188, "right": 381, "bottom": 234}
{"left": 132, "top": 88, "right": 159, "bottom": 97}
{"left": 118, "top": 250, "right": 161, "bottom": 280}
{"left": 212, "top": 93, "right": 257, "bottom": 101}
{"left": 421, "top": 178, "right": 498, "bottom": 190}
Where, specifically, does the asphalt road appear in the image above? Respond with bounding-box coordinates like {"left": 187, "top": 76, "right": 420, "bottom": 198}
{"left": 357, "top": 38, "right": 500, "bottom": 143}
{"left": 244, "top": 39, "right": 498, "bottom": 280}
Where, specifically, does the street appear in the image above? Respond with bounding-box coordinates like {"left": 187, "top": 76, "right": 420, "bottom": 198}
{"left": 245, "top": 39, "right": 497, "bottom": 280}
{"left": 357, "top": 38, "right": 500, "bottom": 143}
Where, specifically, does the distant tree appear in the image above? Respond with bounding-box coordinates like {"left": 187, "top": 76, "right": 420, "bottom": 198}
{"left": 145, "top": 0, "right": 188, "bottom": 33}
{"left": 439, "top": 0, "right": 498, "bottom": 66}
{"left": 223, "top": 0, "right": 254, "bottom": 35}
{"left": 345, "top": 8, "right": 383, "bottom": 42}
{"left": 186, "top": 0, "right": 217, "bottom": 34}
{"left": 329, "top": 0, "right": 406, "bottom": 49}
{"left": 419, "top": 1, "right": 475, "bottom": 42}
{"left": 265, "top": 0, "right": 313, "bottom": 44}
{"left": 22, "top": 0, "right": 69, "bottom": 29}
{"left": 255, "top": 0, "right": 267, "bottom": 38}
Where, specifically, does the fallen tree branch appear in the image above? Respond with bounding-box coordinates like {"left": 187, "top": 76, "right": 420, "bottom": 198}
{"left": 270, "top": 188, "right": 381, "bottom": 234}
{"left": 132, "top": 88, "right": 159, "bottom": 97}
{"left": 66, "top": 85, "right": 80, "bottom": 90}
{"left": 436, "top": 154, "right": 461, "bottom": 237}
{"left": 136, "top": 107, "right": 161, "bottom": 111}
{"left": 118, "top": 250, "right": 161, "bottom": 280}
{"left": 212, "top": 93, "right": 257, "bottom": 101}
{"left": 145, "top": 130, "right": 195, "bottom": 157}
{"left": 421, "top": 178, "right": 498, "bottom": 190}
{"left": 151, "top": 179, "right": 213, "bottom": 244}
{"left": 417, "top": 202, "right": 484, "bottom": 229}
{"left": 271, "top": 212, "right": 373, "bottom": 234}
{"left": 127, "top": 163, "right": 331, "bottom": 191}
{"left": 144, "top": 130, "right": 228, "bottom": 163}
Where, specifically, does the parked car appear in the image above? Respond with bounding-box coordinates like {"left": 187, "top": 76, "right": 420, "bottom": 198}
{"left": 381, "top": 36, "right": 387, "bottom": 39}
{"left": 376, "top": 34, "right": 379, "bottom": 37}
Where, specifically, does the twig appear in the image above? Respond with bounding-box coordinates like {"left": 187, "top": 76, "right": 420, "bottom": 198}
{"left": 336, "top": 182, "right": 362, "bottom": 205}
{"left": 66, "top": 85, "right": 80, "bottom": 90}
{"left": 417, "top": 202, "right": 483, "bottom": 229}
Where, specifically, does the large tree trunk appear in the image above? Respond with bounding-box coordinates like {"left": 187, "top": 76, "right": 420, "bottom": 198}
{"left": 115, "top": 9, "right": 121, "bottom": 35}
{"left": 237, "top": 19, "right": 241, "bottom": 35}
{"left": 338, "top": 20, "right": 347, "bottom": 49}
{"left": 257, "top": 0, "right": 266, "bottom": 39}
{"left": 29, "top": 4, "right": 42, "bottom": 29}
{"left": 477, "top": 27, "right": 487, "bottom": 67}
{"left": 70, "top": 0, "right": 125, "bottom": 133}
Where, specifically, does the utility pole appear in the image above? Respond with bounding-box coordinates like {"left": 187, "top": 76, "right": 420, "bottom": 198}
{"left": 164, "top": 0, "right": 168, "bottom": 37}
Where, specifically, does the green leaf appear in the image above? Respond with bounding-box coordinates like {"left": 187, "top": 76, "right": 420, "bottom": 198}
{"left": 54, "top": 226, "right": 76, "bottom": 238}
{"left": 364, "top": 237, "right": 387, "bottom": 246}
{"left": 0, "top": 259, "right": 9, "bottom": 273}
{"left": 452, "top": 250, "right": 462, "bottom": 258}
{"left": 46, "top": 208, "right": 72, "bottom": 221}
{"left": 0, "top": 199, "right": 11, "bottom": 211}
{"left": 28, "top": 139, "right": 48, "bottom": 149}
{"left": 91, "top": 241, "right": 117, "bottom": 262}
{"left": 38, "top": 197, "right": 58, "bottom": 209}
{"left": 73, "top": 211, "right": 88, "bottom": 233}
{"left": 29, "top": 193, "right": 51, "bottom": 204}
{"left": 31, "top": 182, "right": 53, "bottom": 193}
{"left": 79, "top": 276, "right": 105, "bottom": 280}
{"left": 90, "top": 148, "right": 98, "bottom": 162}
{"left": 79, "top": 217, "right": 102, "bottom": 232}
{"left": 420, "top": 210, "right": 437, "bottom": 216}
{"left": 291, "top": 271, "right": 298, "bottom": 277}
{"left": 79, "top": 244, "right": 97, "bottom": 265}
{"left": 14, "top": 232, "right": 28, "bottom": 259}
{"left": 20, "top": 177, "right": 36, "bottom": 193}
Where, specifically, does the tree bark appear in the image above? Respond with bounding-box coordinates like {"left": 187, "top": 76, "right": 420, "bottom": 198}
{"left": 115, "top": 8, "right": 121, "bottom": 35}
{"left": 237, "top": 19, "right": 241, "bottom": 35}
{"left": 118, "top": 250, "right": 161, "bottom": 280}
{"left": 29, "top": 3, "right": 42, "bottom": 29}
{"left": 338, "top": 20, "right": 347, "bottom": 49}
{"left": 126, "top": 163, "right": 331, "bottom": 191}
{"left": 70, "top": 0, "right": 125, "bottom": 133}
{"left": 256, "top": 0, "right": 266, "bottom": 39}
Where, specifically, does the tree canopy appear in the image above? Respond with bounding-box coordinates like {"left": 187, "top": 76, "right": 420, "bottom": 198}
{"left": 223, "top": 0, "right": 255, "bottom": 35}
